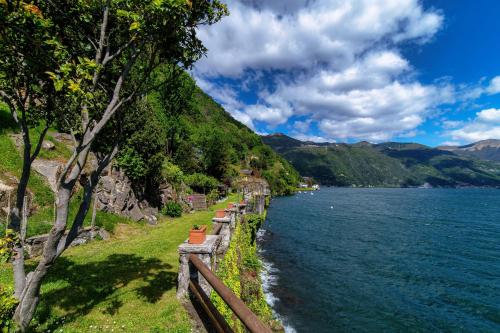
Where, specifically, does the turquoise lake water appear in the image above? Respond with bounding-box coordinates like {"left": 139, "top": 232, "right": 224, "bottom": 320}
{"left": 258, "top": 188, "right": 500, "bottom": 332}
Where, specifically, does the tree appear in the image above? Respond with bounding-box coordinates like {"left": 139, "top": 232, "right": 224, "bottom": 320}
{"left": 0, "top": 0, "right": 228, "bottom": 330}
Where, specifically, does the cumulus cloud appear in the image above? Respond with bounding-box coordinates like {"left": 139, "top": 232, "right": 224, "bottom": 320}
{"left": 477, "top": 108, "right": 500, "bottom": 123}
{"left": 240, "top": 51, "right": 454, "bottom": 140}
{"left": 197, "top": 0, "right": 443, "bottom": 77}
{"left": 194, "top": 0, "right": 451, "bottom": 141}
{"left": 230, "top": 110, "right": 255, "bottom": 130}
{"left": 447, "top": 108, "right": 500, "bottom": 142}
{"left": 486, "top": 76, "right": 500, "bottom": 94}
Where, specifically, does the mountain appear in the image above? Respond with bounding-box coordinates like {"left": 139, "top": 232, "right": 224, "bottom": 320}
{"left": 263, "top": 134, "right": 500, "bottom": 187}
{"left": 438, "top": 139, "right": 500, "bottom": 161}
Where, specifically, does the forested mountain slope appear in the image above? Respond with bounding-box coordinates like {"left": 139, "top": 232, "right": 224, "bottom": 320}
{"left": 263, "top": 134, "right": 500, "bottom": 187}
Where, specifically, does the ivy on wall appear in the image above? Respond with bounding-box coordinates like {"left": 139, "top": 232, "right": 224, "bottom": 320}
{"left": 211, "top": 213, "right": 281, "bottom": 332}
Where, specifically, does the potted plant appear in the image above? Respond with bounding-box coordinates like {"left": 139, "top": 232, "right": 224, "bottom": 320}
{"left": 215, "top": 210, "right": 226, "bottom": 218}
{"left": 227, "top": 203, "right": 234, "bottom": 209}
{"left": 189, "top": 224, "right": 207, "bottom": 244}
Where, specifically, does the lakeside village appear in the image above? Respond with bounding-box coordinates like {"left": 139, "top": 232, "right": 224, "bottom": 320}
{"left": 297, "top": 176, "right": 321, "bottom": 191}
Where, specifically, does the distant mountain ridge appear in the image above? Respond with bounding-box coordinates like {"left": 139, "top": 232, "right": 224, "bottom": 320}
{"left": 262, "top": 134, "right": 500, "bottom": 187}
{"left": 437, "top": 139, "right": 500, "bottom": 161}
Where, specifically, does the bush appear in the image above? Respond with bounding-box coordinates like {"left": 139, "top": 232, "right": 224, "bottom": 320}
{"left": 206, "top": 188, "right": 220, "bottom": 206}
{"left": 115, "top": 146, "right": 147, "bottom": 181}
{"left": 161, "top": 202, "right": 182, "bottom": 217}
{"left": 161, "top": 160, "right": 184, "bottom": 186}
{"left": 0, "top": 286, "right": 17, "bottom": 332}
{"left": 184, "top": 173, "right": 219, "bottom": 193}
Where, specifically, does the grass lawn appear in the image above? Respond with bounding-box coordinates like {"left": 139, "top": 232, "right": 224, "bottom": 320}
{"left": 0, "top": 195, "right": 237, "bottom": 332}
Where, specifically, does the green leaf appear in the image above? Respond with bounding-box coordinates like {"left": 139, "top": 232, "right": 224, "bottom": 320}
{"left": 129, "top": 21, "right": 140, "bottom": 31}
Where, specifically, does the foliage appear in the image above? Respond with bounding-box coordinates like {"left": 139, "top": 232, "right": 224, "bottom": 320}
{"left": 0, "top": 285, "right": 17, "bottom": 333}
{"left": 161, "top": 159, "right": 185, "bottom": 187}
{"left": 161, "top": 202, "right": 182, "bottom": 218}
{"left": 0, "top": 230, "right": 18, "bottom": 332}
{"left": 211, "top": 222, "right": 243, "bottom": 332}
{"left": 184, "top": 173, "right": 219, "bottom": 193}
{"left": 115, "top": 146, "right": 148, "bottom": 181}
{"left": 0, "top": 229, "right": 18, "bottom": 264}
{"left": 206, "top": 188, "right": 220, "bottom": 206}
{"left": 211, "top": 212, "right": 277, "bottom": 332}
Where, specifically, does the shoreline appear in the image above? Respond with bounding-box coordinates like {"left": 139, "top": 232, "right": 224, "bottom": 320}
{"left": 257, "top": 223, "right": 297, "bottom": 333}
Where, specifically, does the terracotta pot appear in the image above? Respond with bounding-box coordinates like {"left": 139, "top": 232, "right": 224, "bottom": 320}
{"left": 240, "top": 200, "right": 246, "bottom": 205}
{"left": 215, "top": 210, "right": 226, "bottom": 218}
{"left": 227, "top": 203, "right": 234, "bottom": 209}
{"left": 189, "top": 225, "right": 207, "bottom": 244}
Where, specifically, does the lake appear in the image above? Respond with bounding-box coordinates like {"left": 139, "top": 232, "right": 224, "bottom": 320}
{"left": 258, "top": 188, "right": 500, "bottom": 332}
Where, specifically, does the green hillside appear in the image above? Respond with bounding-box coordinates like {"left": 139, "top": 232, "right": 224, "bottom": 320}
{"left": 263, "top": 134, "right": 500, "bottom": 187}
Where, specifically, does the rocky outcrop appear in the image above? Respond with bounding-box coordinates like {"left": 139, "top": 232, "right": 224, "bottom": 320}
{"left": 159, "top": 183, "right": 191, "bottom": 212}
{"left": 24, "top": 227, "right": 110, "bottom": 258}
{"left": 95, "top": 170, "right": 158, "bottom": 223}
{"left": 41, "top": 140, "right": 55, "bottom": 150}
{"left": 32, "top": 159, "right": 64, "bottom": 193}
{"left": 0, "top": 175, "right": 34, "bottom": 219}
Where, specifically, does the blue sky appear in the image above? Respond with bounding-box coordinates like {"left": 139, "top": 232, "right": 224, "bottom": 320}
{"left": 194, "top": 0, "right": 500, "bottom": 146}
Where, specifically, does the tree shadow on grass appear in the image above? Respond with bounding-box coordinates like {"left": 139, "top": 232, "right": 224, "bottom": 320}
{"left": 29, "top": 253, "right": 177, "bottom": 331}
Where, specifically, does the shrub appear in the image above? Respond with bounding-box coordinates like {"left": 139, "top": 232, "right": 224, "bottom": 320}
{"left": 161, "top": 160, "right": 184, "bottom": 186}
{"left": 184, "top": 173, "right": 219, "bottom": 193}
{"left": 161, "top": 202, "right": 182, "bottom": 217}
{"left": 115, "top": 146, "right": 147, "bottom": 181}
{"left": 0, "top": 286, "right": 18, "bottom": 332}
{"left": 206, "top": 188, "right": 220, "bottom": 205}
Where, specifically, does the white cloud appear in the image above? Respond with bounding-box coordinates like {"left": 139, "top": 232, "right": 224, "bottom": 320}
{"left": 196, "top": 0, "right": 443, "bottom": 77}
{"left": 441, "top": 141, "right": 461, "bottom": 146}
{"left": 477, "top": 108, "right": 500, "bottom": 123}
{"left": 486, "top": 76, "right": 500, "bottom": 94}
{"left": 441, "top": 120, "right": 464, "bottom": 129}
{"left": 231, "top": 110, "right": 255, "bottom": 130}
{"left": 293, "top": 120, "right": 312, "bottom": 133}
{"left": 447, "top": 108, "right": 500, "bottom": 142}
{"left": 194, "top": 0, "right": 454, "bottom": 141}
{"left": 239, "top": 52, "right": 454, "bottom": 141}
{"left": 245, "top": 104, "right": 293, "bottom": 126}
{"left": 292, "top": 133, "right": 332, "bottom": 143}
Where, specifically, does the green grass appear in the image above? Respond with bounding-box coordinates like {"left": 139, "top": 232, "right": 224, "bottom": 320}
{"left": 0, "top": 195, "right": 237, "bottom": 332}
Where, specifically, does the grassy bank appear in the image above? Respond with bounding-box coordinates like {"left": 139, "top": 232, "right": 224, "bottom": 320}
{"left": 0, "top": 195, "right": 236, "bottom": 332}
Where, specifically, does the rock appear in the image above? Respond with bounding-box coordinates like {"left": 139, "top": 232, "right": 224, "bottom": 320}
{"left": 128, "top": 204, "right": 144, "bottom": 222}
{"left": 97, "top": 228, "right": 110, "bottom": 240}
{"left": 41, "top": 140, "right": 55, "bottom": 150}
{"left": 0, "top": 175, "right": 34, "bottom": 218}
{"left": 51, "top": 132, "right": 74, "bottom": 145}
{"left": 32, "top": 159, "right": 63, "bottom": 192}
{"left": 95, "top": 170, "right": 158, "bottom": 222}
{"left": 24, "top": 227, "right": 108, "bottom": 258}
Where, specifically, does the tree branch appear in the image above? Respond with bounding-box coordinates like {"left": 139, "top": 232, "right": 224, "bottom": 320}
{"left": 0, "top": 90, "right": 19, "bottom": 124}
{"left": 30, "top": 124, "right": 50, "bottom": 164}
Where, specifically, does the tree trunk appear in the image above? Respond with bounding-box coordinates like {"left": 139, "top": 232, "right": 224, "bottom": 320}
{"left": 13, "top": 144, "right": 117, "bottom": 331}
{"left": 10, "top": 154, "right": 31, "bottom": 298}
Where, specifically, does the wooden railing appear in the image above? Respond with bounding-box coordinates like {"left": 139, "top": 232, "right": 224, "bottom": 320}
{"left": 189, "top": 254, "right": 272, "bottom": 333}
